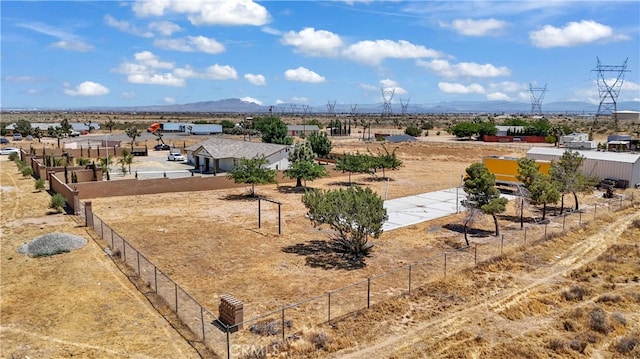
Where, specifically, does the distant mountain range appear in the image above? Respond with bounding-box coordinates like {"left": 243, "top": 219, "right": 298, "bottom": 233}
{"left": 7, "top": 98, "right": 640, "bottom": 114}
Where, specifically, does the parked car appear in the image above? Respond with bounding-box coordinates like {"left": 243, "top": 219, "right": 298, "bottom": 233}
{"left": 0, "top": 147, "right": 21, "bottom": 155}
{"left": 0, "top": 138, "right": 9, "bottom": 144}
{"left": 12, "top": 133, "right": 22, "bottom": 141}
{"left": 154, "top": 143, "right": 171, "bottom": 151}
{"left": 168, "top": 151, "right": 185, "bottom": 161}
{"left": 69, "top": 131, "right": 81, "bottom": 137}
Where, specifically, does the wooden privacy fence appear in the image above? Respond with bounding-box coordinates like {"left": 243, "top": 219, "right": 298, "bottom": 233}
{"left": 83, "top": 193, "right": 636, "bottom": 358}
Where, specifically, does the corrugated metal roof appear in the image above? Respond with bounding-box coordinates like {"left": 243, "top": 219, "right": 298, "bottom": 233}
{"left": 384, "top": 134, "right": 417, "bottom": 143}
{"left": 189, "top": 137, "right": 291, "bottom": 159}
{"left": 527, "top": 147, "right": 640, "bottom": 164}
{"left": 287, "top": 125, "right": 319, "bottom": 131}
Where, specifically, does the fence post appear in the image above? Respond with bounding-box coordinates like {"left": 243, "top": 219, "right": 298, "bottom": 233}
{"left": 327, "top": 292, "right": 331, "bottom": 324}
{"left": 367, "top": 278, "right": 371, "bottom": 309}
{"left": 281, "top": 306, "right": 286, "bottom": 342}
{"left": 174, "top": 283, "right": 178, "bottom": 312}
{"left": 201, "top": 307, "right": 205, "bottom": 342}
{"left": 408, "top": 265, "right": 412, "bottom": 294}
{"left": 226, "top": 329, "right": 230, "bottom": 359}
{"left": 474, "top": 244, "right": 478, "bottom": 266}
{"left": 444, "top": 253, "right": 447, "bottom": 278}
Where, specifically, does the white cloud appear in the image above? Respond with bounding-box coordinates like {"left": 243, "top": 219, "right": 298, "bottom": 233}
{"left": 122, "top": 91, "right": 135, "bottom": 99}
{"left": 51, "top": 40, "right": 94, "bottom": 52}
{"left": 529, "top": 20, "right": 625, "bottom": 48}
{"left": 164, "top": 97, "right": 176, "bottom": 104}
{"left": 418, "top": 59, "right": 510, "bottom": 78}
{"left": 275, "top": 99, "right": 286, "bottom": 105}
{"left": 284, "top": 67, "right": 326, "bottom": 83}
{"left": 343, "top": 40, "right": 440, "bottom": 66}
{"left": 261, "top": 26, "right": 281, "bottom": 36}
{"left": 3, "top": 76, "right": 47, "bottom": 83}
{"left": 154, "top": 36, "right": 225, "bottom": 54}
{"left": 132, "top": 0, "right": 271, "bottom": 26}
{"left": 486, "top": 92, "right": 511, "bottom": 101}
{"left": 148, "top": 21, "right": 183, "bottom": 36}
{"left": 17, "top": 21, "right": 94, "bottom": 52}
{"left": 204, "top": 64, "right": 238, "bottom": 80}
{"left": 244, "top": 73, "right": 266, "bottom": 86}
{"left": 290, "top": 96, "right": 309, "bottom": 103}
{"left": 281, "top": 27, "right": 344, "bottom": 57}
{"left": 241, "top": 96, "right": 262, "bottom": 105}
{"left": 114, "top": 51, "right": 185, "bottom": 86}
{"left": 438, "top": 82, "right": 485, "bottom": 94}
{"left": 64, "top": 81, "right": 110, "bottom": 96}
{"left": 487, "top": 81, "right": 527, "bottom": 93}
{"left": 104, "top": 14, "right": 153, "bottom": 38}
{"left": 440, "top": 18, "right": 507, "bottom": 36}
{"left": 379, "top": 79, "right": 408, "bottom": 96}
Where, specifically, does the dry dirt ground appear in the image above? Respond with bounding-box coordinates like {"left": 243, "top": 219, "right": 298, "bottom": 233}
{"left": 2, "top": 135, "right": 639, "bottom": 358}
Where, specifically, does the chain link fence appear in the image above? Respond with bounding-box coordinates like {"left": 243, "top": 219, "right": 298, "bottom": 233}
{"left": 84, "top": 191, "right": 636, "bottom": 358}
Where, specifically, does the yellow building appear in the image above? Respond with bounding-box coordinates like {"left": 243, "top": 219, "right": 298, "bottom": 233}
{"left": 483, "top": 156, "right": 550, "bottom": 185}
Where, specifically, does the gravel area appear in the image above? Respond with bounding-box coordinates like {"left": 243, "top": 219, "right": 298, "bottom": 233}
{"left": 18, "top": 232, "right": 87, "bottom": 257}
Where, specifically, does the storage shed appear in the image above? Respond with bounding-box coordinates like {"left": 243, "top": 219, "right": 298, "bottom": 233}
{"left": 526, "top": 147, "right": 640, "bottom": 188}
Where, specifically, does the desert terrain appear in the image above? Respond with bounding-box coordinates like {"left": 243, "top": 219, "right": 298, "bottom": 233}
{"left": 1, "top": 123, "right": 639, "bottom": 358}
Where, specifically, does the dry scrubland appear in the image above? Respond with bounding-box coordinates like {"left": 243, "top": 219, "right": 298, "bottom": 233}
{"left": 1, "top": 117, "right": 639, "bottom": 358}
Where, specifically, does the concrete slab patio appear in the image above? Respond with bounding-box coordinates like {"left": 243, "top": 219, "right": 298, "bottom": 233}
{"left": 383, "top": 188, "right": 515, "bottom": 231}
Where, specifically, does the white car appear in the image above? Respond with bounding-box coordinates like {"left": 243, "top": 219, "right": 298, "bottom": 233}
{"left": 0, "top": 147, "right": 20, "bottom": 155}
{"left": 168, "top": 151, "right": 185, "bottom": 161}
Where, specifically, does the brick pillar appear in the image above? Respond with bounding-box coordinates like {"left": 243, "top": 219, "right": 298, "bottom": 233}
{"left": 218, "top": 294, "right": 243, "bottom": 331}
{"left": 84, "top": 201, "right": 93, "bottom": 228}
{"left": 72, "top": 188, "right": 80, "bottom": 215}
{"left": 47, "top": 171, "right": 55, "bottom": 192}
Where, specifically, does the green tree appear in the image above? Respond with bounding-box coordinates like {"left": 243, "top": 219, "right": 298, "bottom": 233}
{"left": 254, "top": 116, "right": 292, "bottom": 144}
{"left": 549, "top": 150, "right": 597, "bottom": 213}
{"left": 449, "top": 122, "right": 478, "bottom": 139}
{"left": 227, "top": 155, "right": 277, "bottom": 196}
{"left": 306, "top": 118, "right": 323, "bottom": 129}
{"left": 404, "top": 125, "right": 422, "bottom": 137}
{"left": 14, "top": 119, "right": 33, "bottom": 136}
{"left": 220, "top": 120, "right": 235, "bottom": 129}
{"left": 125, "top": 126, "right": 142, "bottom": 151}
{"left": 476, "top": 122, "right": 498, "bottom": 138}
{"left": 370, "top": 145, "right": 403, "bottom": 179}
{"left": 335, "top": 152, "right": 373, "bottom": 185}
{"left": 284, "top": 141, "right": 328, "bottom": 187}
{"left": 104, "top": 119, "right": 117, "bottom": 132}
{"left": 98, "top": 157, "right": 112, "bottom": 180}
{"left": 462, "top": 163, "right": 508, "bottom": 244}
{"left": 59, "top": 118, "right": 73, "bottom": 136}
{"left": 302, "top": 186, "right": 388, "bottom": 259}
{"left": 517, "top": 158, "right": 559, "bottom": 221}
{"left": 307, "top": 132, "right": 332, "bottom": 158}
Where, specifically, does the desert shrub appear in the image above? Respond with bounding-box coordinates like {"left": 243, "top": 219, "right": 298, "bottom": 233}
{"left": 310, "top": 331, "right": 330, "bottom": 349}
{"left": 49, "top": 193, "right": 67, "bottom": 213}
{"left": 563, "top": 286, "right": 588, "bottom": 301}
{"left": 614, "top": 337, "right": 638, "bottom": 354}
{"left": 611, "top": 312, "right": 627, "bottom": 326}
{"left": 595, "top": 294, "right": 622, "bottom": 303}
{"left": 21, "top": 165, "right": 33, "bottom": 177}
{"left": 249, "top": 320, "right": 292, "bottom": 336}
{"left": 569, "top": 339, "right": 587, "bottom": 353}
{"left": 404, "top": 125, "right": 421, "bottom": 137}
{"left": 34, "top": 178, "right": 45, "bottom": 191}
{"left": 563, "top": 320, "right": 577, "bottom": 331}
{"left": 548, "top": 338, "right": 566, "bottom": 352}
{"left": 8, "top": 152, "right": 19, "bottom": 161}
{"left": 589, "top": 307, "right": 609, "bottom": 334}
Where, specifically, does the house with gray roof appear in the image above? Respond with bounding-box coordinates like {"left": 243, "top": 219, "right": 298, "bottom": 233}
{"left": 186, "top": 137, "right": 292, "bottom": 174}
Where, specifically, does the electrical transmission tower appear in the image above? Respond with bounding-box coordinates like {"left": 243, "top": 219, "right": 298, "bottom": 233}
{"left": 399, "top": 97, "right": 410, "bottom": 115}
{"left": 381, "top": 88, "right": 395, "bottom": 117}
{"left": 592, "top": 57, "right": 629, "bottom": 126}
{"left": 289, "top": 104, "right": 298, "bottom": 116}
{"left": 326, "top": 100, "right": 336, "bottom": 116}
{"left": 302, "top": 104, "right": 311, "bottom": 116}
{"left": 529, "top": 83, "right": 547, "bottom": 115}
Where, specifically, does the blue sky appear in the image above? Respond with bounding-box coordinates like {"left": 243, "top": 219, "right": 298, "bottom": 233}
{"left": 1, "top": 0, "right": 639, "bottom": 110}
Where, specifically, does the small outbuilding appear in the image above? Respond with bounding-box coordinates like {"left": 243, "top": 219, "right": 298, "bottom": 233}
{"left": 186, "top": 137, "right": 291, "bottom": 174}
{"left": 287, "top": 125, "right": 319, "bottom": 137}
{"left": 526, "top": 147, "right": 640, "bottom": 188}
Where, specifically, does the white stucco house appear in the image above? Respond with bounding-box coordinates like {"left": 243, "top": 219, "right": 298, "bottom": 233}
{"left": 185, "top": 137, "right": 292, "bottom": 174}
